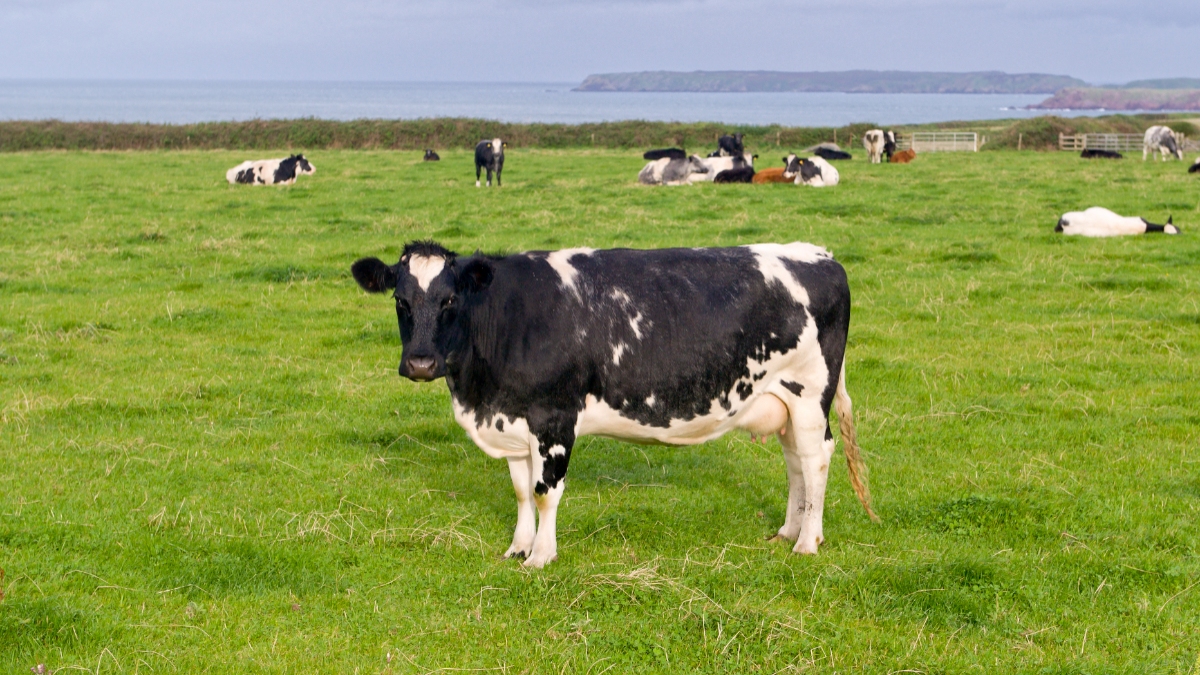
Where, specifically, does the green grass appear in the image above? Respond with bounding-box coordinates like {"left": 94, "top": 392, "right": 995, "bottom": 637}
{"left": 1, "top": 147, "right": 1199, "bottom": 673}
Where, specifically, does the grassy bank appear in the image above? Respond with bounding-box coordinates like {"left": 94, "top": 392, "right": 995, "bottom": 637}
{"left": 1, "top": 148, "right": 1199, "bottom": 673}
{"left": 1, "top": 114, "right": 1196, "bottom": 153}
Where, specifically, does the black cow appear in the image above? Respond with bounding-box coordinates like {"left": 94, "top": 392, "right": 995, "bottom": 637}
{"left": 713, "top": 166, "right": 756, "bottom": 183}
{"left": 643, "top": 148, "right": 688, "bottom": 161}
{"left": 1081, "top": 149, "right": 1122, "bottom": 159}
{"left": 424, "top": 149, "right": 441, "bottom": 161}
{"left": 475, "top": 138, "right": 506, "bottom": 187}
{"left": 352, "top": 241, "right": 877, "bottom": 567}
{"left": 1189, "top": 158, "right": 1200, "bottom": 173}
{"left": 813, "top": 147, "right": 853, "bottom": 161}
{"left": 715, "top": 133, "right": 745, "bottom": 157}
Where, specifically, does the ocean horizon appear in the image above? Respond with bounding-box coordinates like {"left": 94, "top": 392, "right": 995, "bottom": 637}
{"left": 0, "top": 79, "right": 1123, "bottom": 127}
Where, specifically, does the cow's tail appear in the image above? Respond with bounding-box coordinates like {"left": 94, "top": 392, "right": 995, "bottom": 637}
{"left": 835, "top": 363, "right": 879, "bottom": 522}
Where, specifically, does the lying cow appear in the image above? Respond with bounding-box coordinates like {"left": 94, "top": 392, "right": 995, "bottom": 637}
{"left": 351, "top": 241, "right": 877, "bottom": 567}
{"left": 786, "top": 154, "right": 840, "bottom": 187}
{"left": 1056, "top": 207, "right": 1178, "bottom": 237}
{"left": 423, "top": 149, "right": 441, "bottom": 161}
{"left": 1189, "top": 158, "right": 1200, "bottom": 174}
{"left": 1081, "top": 149, "right": 1122, "bottom": 159}
{"left": 813, "top": 147, "right": 852, "bottom": 161}
{"left": 475, "top": 138, "right": 506, "bottom": 187}
{"left": 1144, "top": 126, "right": 1184, "bottom": 161}
{"left": 714, "top": 166, "right": 756, "bottom": 183}
{"left": 638, "top": 154, "right": 709, "bottom": 185}
{"left": 863, "top": 130, "right": 896, "bottom": 164}
{"left": 225, "top": 154, "right": 315, "bottom": 185}
{"left": 690, "top": 151, "right": 757, "bottom": 183}
{"left": 889, "top": 149, "right": 916, "bottom": 164}
{"left": 751, "top": 167, "right": 792, "bottom": 184}
{"left": 643, "top": 148, "right": 687, "bottom": 161}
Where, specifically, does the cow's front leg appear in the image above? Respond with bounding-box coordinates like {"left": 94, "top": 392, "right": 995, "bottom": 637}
{"left": 524, "top": 408, "right": 577, "bottom": 568}
{"left": 504, "top": 455, "right": 536, "bottom": 559}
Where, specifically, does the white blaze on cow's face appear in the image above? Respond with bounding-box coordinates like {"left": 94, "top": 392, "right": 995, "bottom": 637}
{"left": 408, "top": 255, "right": 447, "bottom": 291}
{"left": 492, "top": 138, "right": 503, "bottom": 155}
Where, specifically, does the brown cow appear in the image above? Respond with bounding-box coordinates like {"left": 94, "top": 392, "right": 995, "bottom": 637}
{"left": 889, "top": 149, "right": 916, "bottom": 164}
{"left": 752, "top": 167, "right": 791, "bottom": 183}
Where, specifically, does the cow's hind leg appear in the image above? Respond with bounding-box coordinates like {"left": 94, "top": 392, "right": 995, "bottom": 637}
{"left": 476, "top": 163, "right": 483, "bottom": 188}
{"left": 771, "top": 441, "right": 805, "bottom": 542}
{"left": 504, "top": 455, "right": 537, "bottom": 559}
{"left": 780, "top": 398, "right": 835, "bottom": 555}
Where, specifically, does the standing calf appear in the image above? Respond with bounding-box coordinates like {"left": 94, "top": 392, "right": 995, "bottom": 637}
{"left": 475, "top": 138, "right": 506, "bottom": 187}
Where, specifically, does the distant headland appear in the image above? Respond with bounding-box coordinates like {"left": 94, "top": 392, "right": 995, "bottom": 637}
{"left": 573, "top": 70, "right": 1087, "bottom": 94}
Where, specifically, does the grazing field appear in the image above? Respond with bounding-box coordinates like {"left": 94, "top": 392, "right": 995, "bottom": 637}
{"left": 1, "top": 148, "right": 1198, "bottom": 673}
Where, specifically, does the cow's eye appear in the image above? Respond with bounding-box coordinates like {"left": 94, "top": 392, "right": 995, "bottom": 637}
{"left": 441, "top": 296, "right": 456, "bottom": 311}
{"left": 396, "top": 298, "right": 411, "bottom": 314}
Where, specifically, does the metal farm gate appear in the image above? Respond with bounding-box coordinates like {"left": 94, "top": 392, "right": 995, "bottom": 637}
{"left": 900, "top": 132, "right": 978, "bottom": 152}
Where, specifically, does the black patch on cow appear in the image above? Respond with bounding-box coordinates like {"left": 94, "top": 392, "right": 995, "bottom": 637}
{"left": 535, "top": 481, "right": 548, "bottom": 495}
{"left": 752, "top": 371, "right": 766, "bottom": 381}
{"left": 814, "top": 147, "right": 852, "bottom": 161}
{"left": 736, "top": 381, "right": 753, "bottom": 401}
{"left": 1054, "top": 218, "right": 1065, "bottom": 233}
{"left": 825, "top": 425, "right": 833, "bottom": 441}
{"left": 1081, "top": 149, "right": 1123, "bottom": 159}
{"left": 644, "top": 148, "right": 687, "bottom": 161}
{"left": 235, "top": 168, "right": 256, "bottom": 184}
{"left": 273, "top": 155, "right": 302, "bottom": 184}
{"left": 1142, "top": 216, "right": 1174, "bottom": 233}
{"left": 714, "top": 167, "right": 756, "bottom": 183}
{"left": 799, "top": 159, "right": 822, "bottom": 183}
{"left": 1189, "top": 161, "right": 1200, "bottom": 174}
{"left": 496, "top": 419, "right": 504, "bottom": 432}
{"left": 781, "top": 380, "right": 804, "bottom": 396}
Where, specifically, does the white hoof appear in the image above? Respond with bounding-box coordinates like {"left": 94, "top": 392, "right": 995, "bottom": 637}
{"left": 522, "top": 550, "right": 557, "bottom": 569}
{"left": 503, "top": 543, "right": 529, "bottom": 559}
{"left": 792, "top": 535, "right": 823, "bottom": 555}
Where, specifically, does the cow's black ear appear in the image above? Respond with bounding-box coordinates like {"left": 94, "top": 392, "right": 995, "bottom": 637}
{"left": 456, "top": 258, "right": 493, "bottom": 294}
{"left": 352, "top": 257, "right": 398, "bottom": 293}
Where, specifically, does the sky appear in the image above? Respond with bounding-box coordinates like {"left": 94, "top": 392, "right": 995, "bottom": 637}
{"left": 1, "top": 0, "right": 1197, "bottom": 85}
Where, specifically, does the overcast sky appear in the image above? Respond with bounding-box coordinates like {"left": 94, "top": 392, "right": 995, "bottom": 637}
{"left": 1, "top": 0, "right": 1197, "bottom": 84}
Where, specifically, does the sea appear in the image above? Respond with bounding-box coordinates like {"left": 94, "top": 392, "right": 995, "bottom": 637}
{"left": 0, "top": 80, "right": 1116, "bottom": 127}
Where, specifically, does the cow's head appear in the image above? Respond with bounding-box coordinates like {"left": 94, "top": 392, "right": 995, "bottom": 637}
{"left": 492, "top": 138, "right": 506, "bottom": 155}
{"left": 292, "top": 154, "right": 316, "bottom": 176}
{"left": 1163, "top": 135, "right": 1183, "bottom": 160}
{"left": 782, "top": 153, "right": 799, "bottom": 178}
{"left": 352, "top": 241, "right": 493, "bottom": 382}
{"left": 686, "top": 155, "right": 710, "bottom": 174}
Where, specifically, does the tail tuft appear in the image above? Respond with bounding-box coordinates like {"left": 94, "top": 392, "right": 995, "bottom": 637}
{"left": 835, "top": 364, "right": 879, "bottom": 522}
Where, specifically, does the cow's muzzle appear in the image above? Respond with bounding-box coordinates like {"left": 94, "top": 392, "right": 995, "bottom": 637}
{"left": 401, "top": 355, "right": 440, "bottom": 382}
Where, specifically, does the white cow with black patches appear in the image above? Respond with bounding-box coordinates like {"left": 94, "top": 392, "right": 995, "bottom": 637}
{"left": 1143, "top": 126, "right": 1184, "bottom": 161}
{"left": 352, "top": 240, "right": 877, "bottom": 568}
{"left": 226, "top": 154, "right": 315, "bottom": 185}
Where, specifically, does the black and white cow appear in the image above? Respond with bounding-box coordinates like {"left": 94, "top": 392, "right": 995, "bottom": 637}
{"left": 475, "top": 138, "right": 506, "bottom": 187}
{"left": 225, "top": 154, "right": 315, "bottom": 185}
{"left": 1189, "top": 158, "right": 1200, "bottom": 174}
{"left": 643, "top": 148, "right": 688, "bottom": 161}
{"left": 1056, "top": 207, "right": 1178, "bottom": 236}
{"left": 424, "top": 149, "right": 441, "bottom": 161}
{"left": 862, "top": 130, "right": 896, "bottom": 164}
{"left": 638, "top": 154, "right": 710, "bottom": 185}
{"left": 352, "top": 241, "right": 878, "bottom": 568}
{"left": 1080, "top": 149, "right": 1123, "bottom": 159}
{"left": 689, "top": 151, "right": 757, "bottom": 183}
{"left": 1143, "top": 126, "right": 1184, "bottom": 161}
{"left": 713, "top": 133, "right": 745, "bottom": 157}
{"left": 785, "top": 154, "right": 840, "bottom": 187}
{"left": 713, "top": 166, "right": 756, "bottom": 183}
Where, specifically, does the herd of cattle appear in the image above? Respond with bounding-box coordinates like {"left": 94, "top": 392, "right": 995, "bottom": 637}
{"left": 221, "top": 128, "right": 1193, "bottom": 240}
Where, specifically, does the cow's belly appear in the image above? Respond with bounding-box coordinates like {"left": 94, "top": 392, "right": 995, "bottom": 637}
{"left": 577, "top": 336, "right": 829, "bottom": 445}
{"left": 452, "top": 399, "right": 534, "bottom": 459}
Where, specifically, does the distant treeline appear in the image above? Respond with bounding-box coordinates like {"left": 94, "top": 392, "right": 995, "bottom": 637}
{"left": 0, "top": 115, "right": 1194, "bottom": 153}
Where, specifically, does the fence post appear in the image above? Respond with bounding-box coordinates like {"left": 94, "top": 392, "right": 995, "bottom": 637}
{"left": 1018, "top": 133, "right": 1023, "bottom": 151}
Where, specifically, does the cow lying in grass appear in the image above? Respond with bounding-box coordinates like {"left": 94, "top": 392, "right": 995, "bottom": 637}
{"left": 1189, "top": 158, "right": 1200, "bottom": 174}
{"left": 1056, "top": 207, "right": 1178, "bottom": 237}
{"left": 1081, "top": 149, "right": 1122, "bottom": 159}
{"left": 691, "top": 152, "right": 757, "bottom": 183}
{"left": 351, "top": 240, "right": 877, "bottom": 567}
{"left": 638, "top": 150, "right": 709, "bottom": 185}
{"left": 889, "top": 149, "right": 916, "bottom": 164}
{"left": 786, "top": 154, "right": 840, "bottom": 187}
{"left": 752, "top": 167, "right": 791, "bottom": 184}
{"left": 226, "top": 155, "right": 315, "bottom": 185}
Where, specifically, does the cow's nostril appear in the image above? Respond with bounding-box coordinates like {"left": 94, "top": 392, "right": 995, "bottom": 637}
{"left": 404, "top": 356, "right": 438, "bottom": 381}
